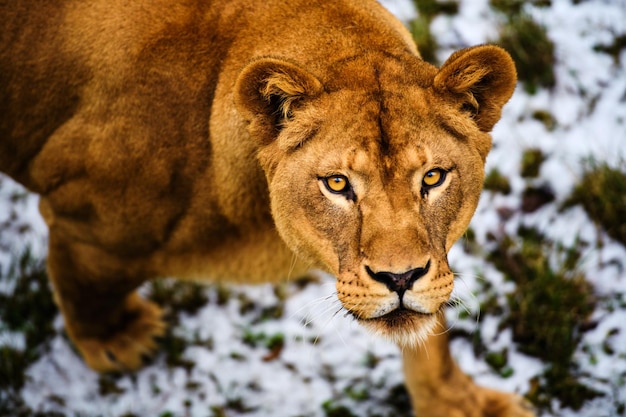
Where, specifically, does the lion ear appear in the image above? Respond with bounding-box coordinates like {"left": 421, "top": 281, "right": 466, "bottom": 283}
{"left": 433, "top": 45, "right": 517, "bottom": 132}
{"left": 235, "top": 58, "right": 324, "bottom": 144}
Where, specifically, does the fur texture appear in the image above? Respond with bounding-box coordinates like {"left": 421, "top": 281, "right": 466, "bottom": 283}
{"left": 1, "top": 0, "right": 531, "bottom": 415}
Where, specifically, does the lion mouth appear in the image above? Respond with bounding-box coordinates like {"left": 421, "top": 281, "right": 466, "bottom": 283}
{"left": 343, "top": 304, "right": 436, "bottom": 328}
{"left": 362, "top": 307, "right": 431, "bottom": 326}
{"left": 354, "top": 307, "right": 441, "bottom": 346}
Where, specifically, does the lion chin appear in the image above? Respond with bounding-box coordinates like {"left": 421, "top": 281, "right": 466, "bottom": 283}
{"left": 357, "top": 308, "right": 441, "bottom": 348}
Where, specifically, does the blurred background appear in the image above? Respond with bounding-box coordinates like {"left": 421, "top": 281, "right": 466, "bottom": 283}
{"left": 1, "top": 1, "right": 625, "bottom": 416}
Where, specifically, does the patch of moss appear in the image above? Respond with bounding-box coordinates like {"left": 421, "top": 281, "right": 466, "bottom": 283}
{"left": 484, "top": 168, "right": 512, "bottom": 194}
{"left": 160, "top": 330, "right": 196, "bottom": 371}
{"left": 527, "top": 368, "right": 604, "bottom": 411}
{"left": 563, "top": 160, "right": 626, "bottom": 246}
{"left": 409, "top": 14, "right": 439, "bottom": 65}
{"left": 531, "top": 110, "right": 557, "bottom": 132}
{"left": 0, "top": 250, "right": 57, "bottom": 396}
{"left": 594, "top": 34, "right": 626, "bottom": 64}
{"left": 413, "top": 0, "right": 459, "bottom": 18}
{"left": 147, "top": 278, "right": 209, "bottom": 318}
{"left": 489, "top": 0, "right": 551, "bottom": 15}
{"left": 478, "top": 284, "right": 508, "bottom": 328}
{"left": 520, "top": 148, "right": 546, "bottom": 178}
{"left": 317, "top": 361, "right": 413, "bottom": 417}
{"left": 242, "top": 330, "right": 285, "bottom": 351}
{"left": 98, "top": 374, "right": 126, "bottom": 396}
{"left": 253, "top": 303, "right": 285, "bottom": 324}
{"left": 144, "top": 280, "right": 208, "bottom": 369}
{"left": 382, "top": 384, "right": 413, "bottom": 417}
{"left": 0, "top": 346, "right": 32, "bottom": 392}
{"left": 223, "top": 396, "right": 256, "bottom": 413}
{"left": 210, "top": 406, "right": 229, "bottom": 417}
{"left": 143, "top": 279, "right": 220, "bottom": 371}
{"left": 322, "top": 401, "right": 359, "bottom": 417}
{"left": 493, "top": 10, "right": 555, "bottom": 94}
{"left": 0, "top": 250, "right": 56, "bottom": 349}
{"left": 485, "top": 348, "right": 514, "bottom": 378}
{"left": 521, "top": 184, "right": 555, "bottom": 213}
{"left": 225, "top": 284, "right": 286, "bottom": 324}
{"left": 488, "top": 227, "right": 601, "bottom": 410}
{"left": 345, "top": 384, "right": 370, "bottom": 402}
{"left": 0, "top": 401, "right": 66, "bottom": 417}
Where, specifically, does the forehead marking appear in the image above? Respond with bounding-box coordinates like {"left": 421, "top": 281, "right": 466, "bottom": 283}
{"left": 329, "top": 54, "right": 435, "bottom": 180}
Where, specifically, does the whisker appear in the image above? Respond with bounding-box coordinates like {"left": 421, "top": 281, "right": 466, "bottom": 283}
{"left": 303, "top": 299, "right": 342, "bottom": 329}
{"left": 288, "top": 295, "right": 343, "bottom": 360}
{"left": 452, "top": 273, "right": 481, "bottom": 329}
{"left": 431, "top": 320, "right": 455, "bottom": 338}
{"left": 446, "top": 295, "right": 471, "bottom": 325}
{"left": 311, "top": 302, "right": 345, "bottom": 345}
{"left": 329, "top": 305, "right": 356, "bottom": 349}
{"left": 299, "top": 293, "right": 343, "bottom": 328}
{"left": 287, "top": 292, "right": 336, "bottom": 321}
{"left": 286, "top": 253, "right": 299, "bottom": 282}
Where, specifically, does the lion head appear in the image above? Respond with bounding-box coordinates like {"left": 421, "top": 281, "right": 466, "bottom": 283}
{"left": 235, "top": 46, "right": 516, "bottom": 346}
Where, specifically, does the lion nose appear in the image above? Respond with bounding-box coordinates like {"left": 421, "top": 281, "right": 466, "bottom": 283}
{"left": 366, "top": 261, "right": 431, "bottom": 295}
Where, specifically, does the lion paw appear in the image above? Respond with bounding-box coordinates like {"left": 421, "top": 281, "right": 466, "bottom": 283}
{"left": 70, "top": 296, "right": 166, "bottom": 372}
{"left": 481, "top": 389, "right": 536, "bottom": 417}
{"left": 412, "top": 385, "right": 536, "bottom": 417}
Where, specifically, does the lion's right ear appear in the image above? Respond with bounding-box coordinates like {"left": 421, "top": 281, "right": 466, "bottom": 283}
{"left": 235, "top": 58, "right": 324, "bottom": 144}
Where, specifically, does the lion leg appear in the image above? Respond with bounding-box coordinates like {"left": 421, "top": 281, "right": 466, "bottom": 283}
{"left": 402, "top": 315, "right": 535, "bottom": 417}
{"left": 47, "top": 234, "right": 165, "bottom": 372}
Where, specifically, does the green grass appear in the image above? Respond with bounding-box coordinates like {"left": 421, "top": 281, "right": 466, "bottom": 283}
{"left": 594, "top": 33, "right": 626, "bottom": 64}
{"left": 0, "top": 249, "right": 58, "bottom": 416}
{"left": 485, "top": 348, "right": 515, "bottom": 378}
{"left": 520, "top": 184, "right": 555, "bottom": 213}
{"left": 484, "top": 168, "right": 512, "bottom": 195}
{"left": 489, "top": 0, "right": 552, "bottom": 16}
{"left": 410, "top": 0, "right": 459, "bottom": 64}
{"left": 487, "top": 226, "right": 602, "bottom": 411}
{"left": 563, "top": 160, "right": 626, "bottom": 246}
{"left": 147, "top": 278, "right": 209, "bottom": 318}
{"left": 520, "top": 148, "right": 546, "bottom": 178}
{"left": 531, "top": 110, "right": 558, "bottom": 132}
{"left": 409, "top": 14, "right": 439, "bottom": 64}
{"left": 322, "top": 401, "right": 359, "bottom": 417}
{"left": 492, "top": 6, "right": 556, "bottom": 94}
{"left": 412, "top": 1, "right": 556, "bottom": 91}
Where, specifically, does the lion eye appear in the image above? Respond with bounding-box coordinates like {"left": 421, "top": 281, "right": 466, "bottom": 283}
{"left": 324, "top": 175, "right": 350, "bottom": 193}
{"left": 422, "top": 169, "right": 446, "bottom": 188}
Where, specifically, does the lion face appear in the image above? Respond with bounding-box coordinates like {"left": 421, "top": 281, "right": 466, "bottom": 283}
{"left": 266, "top": 90, "right": 486, "bottom": 345}
{"left": 235, "top": 47, "right": 516, "bottom": 346}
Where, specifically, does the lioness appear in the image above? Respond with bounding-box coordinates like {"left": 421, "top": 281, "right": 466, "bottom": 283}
{"left": 1, "top": 0, "right": 531, "bottom": 415}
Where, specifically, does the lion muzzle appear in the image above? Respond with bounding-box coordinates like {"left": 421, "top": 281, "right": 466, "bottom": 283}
{"left": 366, "top": 260, "right": 431, "bottom": 300}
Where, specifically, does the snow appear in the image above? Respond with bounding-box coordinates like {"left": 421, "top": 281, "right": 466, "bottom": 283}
{"left": 377, "top": 0, "right": 416, "bottom": 23}
{"left": 1, "top": 0, "right": 625, "bottom": 416}
{"left": 0, "top": 178, "right": 47, "bottom": 282}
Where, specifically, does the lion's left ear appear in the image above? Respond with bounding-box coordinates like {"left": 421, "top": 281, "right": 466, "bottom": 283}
{"left": 235, "top": 58, "right": 324, "bottom": 145}
{"left": 433, "top": 45, "right": 517, "bottom": 132}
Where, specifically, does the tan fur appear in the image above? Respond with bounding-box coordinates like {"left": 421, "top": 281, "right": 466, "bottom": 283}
{"left": 1, "top": 0, "right": 531, "bottom": 415}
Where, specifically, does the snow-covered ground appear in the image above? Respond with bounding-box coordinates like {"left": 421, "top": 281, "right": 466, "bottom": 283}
{"left": 1, "top": 1, "right": 625, "bottom": 416}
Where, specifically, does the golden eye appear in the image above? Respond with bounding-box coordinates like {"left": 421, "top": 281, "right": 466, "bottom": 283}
{"left": 423, "top": 169, "right": 445, "bottom": 187}
{"left": 325, "top": 175, "right": 350, "bottom": 193}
